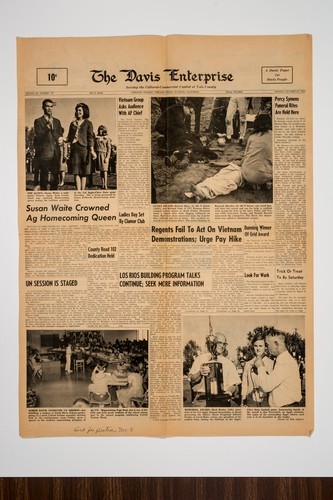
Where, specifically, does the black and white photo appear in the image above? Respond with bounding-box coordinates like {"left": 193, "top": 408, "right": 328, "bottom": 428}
{"left": 183, "top": 315, "right": 305, "bottom": 408}
{"left": 27, "top": 329, "right": 148, "bottom": 408}
{"left": 25, "top": 98, "right": 117, "bottom": 191}
{"left": 151, "top": 96, "right": 273, "bottom": 204}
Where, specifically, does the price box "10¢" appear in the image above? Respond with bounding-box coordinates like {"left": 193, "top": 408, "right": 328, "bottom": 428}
{"left": 37, "top": 68, "right": 68, "bottom": 86}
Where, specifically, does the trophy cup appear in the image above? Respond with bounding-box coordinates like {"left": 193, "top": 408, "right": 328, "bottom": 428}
{"left": 203, "top": 333, "right": 230, "bottom": 407}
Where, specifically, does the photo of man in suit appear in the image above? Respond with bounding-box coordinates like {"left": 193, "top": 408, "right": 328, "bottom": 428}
{"left": 33, "top": 99, "right": 64, "bottom": 190}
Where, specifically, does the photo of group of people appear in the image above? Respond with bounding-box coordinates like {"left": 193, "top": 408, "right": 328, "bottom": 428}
{"left": 25, "top": 98, "right": 117, "bottom": 191}
{"left": 183, "top": 315, "right": 305, "bottom": 408}
{"left": 151, "top": 96, "right": 273, "bottom": 204}
{"left": 27, "top": 329, "right": 148, "bottom": 408}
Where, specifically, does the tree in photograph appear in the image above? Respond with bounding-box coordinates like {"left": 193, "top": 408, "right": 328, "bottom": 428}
{"left": 25, "top": 126, "right": 35, "bottom": 150}
{"left": 183, "top": 340, "right": 201, "bottom": 375}
{"left": 285, "top": 328, "right": 305, "bottom": 361}
{"left": 236, "top": 325, "right": 305, "bottom": 365}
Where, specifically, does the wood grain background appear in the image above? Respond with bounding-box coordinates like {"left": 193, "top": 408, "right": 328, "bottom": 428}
{"left": 1, "top": 478, "right": 333, "bottom": 499}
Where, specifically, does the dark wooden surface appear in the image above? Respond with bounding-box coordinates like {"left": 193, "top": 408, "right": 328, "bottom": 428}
{"left": 1, "top": 478, "right": 333, "bottom": 500}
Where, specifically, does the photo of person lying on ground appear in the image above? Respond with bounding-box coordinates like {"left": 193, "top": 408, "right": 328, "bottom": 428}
{"left": 151, "top": 97, "right": 273, "bottom": 204}
{"left": 188, "top": 113, "right": 272, "bottom": 202}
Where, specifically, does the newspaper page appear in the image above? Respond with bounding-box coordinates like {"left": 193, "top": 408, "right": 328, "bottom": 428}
{"left": 18, "top": 35, "right": 313, "bottom": 437}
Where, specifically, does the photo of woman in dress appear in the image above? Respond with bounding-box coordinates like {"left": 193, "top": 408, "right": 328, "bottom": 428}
{"left": 241, "top": 332, "right": 274, "bottom": 407}
{"left": 67, "top": 102, "right": 97, "bottom": 191}
{"left": 95, "top": 125, "right": 112, "bottom": 190}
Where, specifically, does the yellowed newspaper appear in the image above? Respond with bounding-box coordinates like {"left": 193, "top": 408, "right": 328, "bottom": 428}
{"left": 18, "top": 35, "right": 313, "bottom": 437}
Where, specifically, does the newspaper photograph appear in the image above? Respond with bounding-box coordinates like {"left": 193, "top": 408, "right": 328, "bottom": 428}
{"left": 17, "top": 34, "right": 313, "bottom": 437}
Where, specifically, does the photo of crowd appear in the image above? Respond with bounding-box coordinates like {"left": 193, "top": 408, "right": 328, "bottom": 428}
{"left": 26, "top": 330, "right": 148, "bottom": 408}
{"left": 183, "top": 315, "right": 305, "bottom": 408}
{"left": 25, "top": 98, "right": 117, "bottom": 191}
{"left": 151, "top": 96, "right": 273, "bottom": 204}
